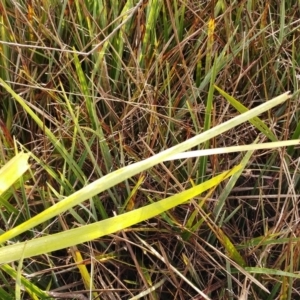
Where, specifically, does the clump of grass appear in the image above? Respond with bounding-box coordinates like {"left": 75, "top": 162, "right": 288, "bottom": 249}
{"left": 0, "top": 0, "right": 300, "bottom": 299}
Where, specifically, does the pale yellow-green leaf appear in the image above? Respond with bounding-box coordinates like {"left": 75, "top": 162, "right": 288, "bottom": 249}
{"left": 216, "top": 228, "right": 246, "bottom": 267}
{"left": 0, "top": 165, "right": 240, "bottom": 263}
{"left": 0, "top": 264, "right": 51, "bottom": 299}
{"left": 215, "top": 85, "right": 278, "bottom": 141}
{"left": 0, "top": 152, "right": 30, "bottom": 196}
